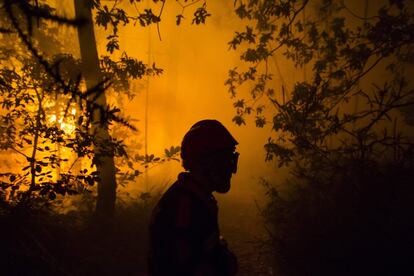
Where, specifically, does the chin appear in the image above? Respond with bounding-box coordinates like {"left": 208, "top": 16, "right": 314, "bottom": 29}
{"left": 215, "top": 181, "right": 231, "bottom": 193}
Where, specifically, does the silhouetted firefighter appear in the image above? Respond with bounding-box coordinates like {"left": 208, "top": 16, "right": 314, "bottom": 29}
{"left": 149, "top": 120, "right": 239, "bottom": 276}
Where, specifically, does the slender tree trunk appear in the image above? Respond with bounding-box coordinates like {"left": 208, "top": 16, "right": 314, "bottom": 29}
{"left": 74, "top": 0, "right": 117, "bottom": 217}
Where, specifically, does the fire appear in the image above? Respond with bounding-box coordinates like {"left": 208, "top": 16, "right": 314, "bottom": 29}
{"left": 48, "top": 108, "right": 77, "bottom": 135}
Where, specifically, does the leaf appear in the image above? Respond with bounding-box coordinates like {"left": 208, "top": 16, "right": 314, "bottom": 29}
{"left": 235, "top": 4, "right": 249, "bottom": 19}
{"left": 233, "top": 99, "right": 245, "bottom": 108}
{"left": 176, "top": 14, "right": 184, "bottom": 26}
{"left": 85, "top": 176, "right": 95, "bottom": 186}
{"left": 192, "top": 5, "right": 211, "bottom": 25}
{"left": 23, "top": 137, "right": 32, "bottom": 144}
{"left": 255, "top": 116, "right": 266, "bottom": 128}
{"left": 232, "top": 115, "right": 246, "bottom": 126}
{"left": 49, "top": 192, "right": 56, "bottom": 200}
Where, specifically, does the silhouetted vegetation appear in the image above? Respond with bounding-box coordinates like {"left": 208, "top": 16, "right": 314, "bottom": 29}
{"left": 0, "top": 0, "right": 201, "bottom": 212}
{"left": 0, "top": 1, "right": 204, "bottom": 273}
{"left": 228, "top": 0, "right": 414, "bottom": 275}
{"left": 1, "top": 0, "right": 413, "bottom": 274}
{"left": 0, "top": 191, "right": 162, "bottom": 275}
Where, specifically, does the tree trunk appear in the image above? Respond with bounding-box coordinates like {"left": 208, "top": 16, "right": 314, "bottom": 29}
{"left": 74, "top": 0, "right": 117, "bottom": 217}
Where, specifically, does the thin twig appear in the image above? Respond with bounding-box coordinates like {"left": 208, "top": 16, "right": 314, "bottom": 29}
{"left": 10, "top": 147, "right": 29, "bottom": 158}
{"left": 156, "top": 0, "right": 166, "bottom": 41}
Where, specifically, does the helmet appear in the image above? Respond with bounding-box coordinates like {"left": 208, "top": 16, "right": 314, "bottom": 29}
{"left": 181, "top": 120, "right": 238, "bottom": 170}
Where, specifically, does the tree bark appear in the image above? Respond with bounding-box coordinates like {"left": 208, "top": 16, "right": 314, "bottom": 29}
{"left": 74, "top": 0, "right": 117, "bottom": 217}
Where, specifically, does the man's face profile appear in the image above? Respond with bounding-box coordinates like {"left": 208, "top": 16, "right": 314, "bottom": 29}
{"left": 180, "top": 119, "right": 239, "bottom": 193}
{"left": 206, "top": 150, "right": 239, "bottom": 193}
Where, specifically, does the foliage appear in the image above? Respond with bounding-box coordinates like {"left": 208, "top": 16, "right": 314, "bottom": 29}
{"left": 0, "top": 0, "right": 194, "bottom": 208}
{"left": 0, "top": 190, "right": 162, "bottom": 275}
{"left": 92, "top": 0, "right": 211, "bottom": 50}
{"left": 260, "top": 159, "right": 414, "bottom": 275}
{"left": 228, "top": 0, "right": 414, "bottom": 274}
{"left": 0, "top": 6, "right": 103, "bottom": 205}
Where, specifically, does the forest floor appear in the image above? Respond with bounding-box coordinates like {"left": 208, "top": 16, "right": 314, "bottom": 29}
{"left": 218, "top": 194, "right": 274, "bottom": 276}
{"left": 1, "top": 191, "right": 273, "bottom": 275}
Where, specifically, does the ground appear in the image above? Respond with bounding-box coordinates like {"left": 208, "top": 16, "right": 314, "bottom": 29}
{"left": 219, "top": 194, "right": 273, "bottom": 276}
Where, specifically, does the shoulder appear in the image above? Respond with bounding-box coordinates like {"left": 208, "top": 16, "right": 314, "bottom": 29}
{"left": 152, "top": 181, "right": 195, "bottom": 229}
{"left": 158, "top": 181, "right": 191, "bottom": 208}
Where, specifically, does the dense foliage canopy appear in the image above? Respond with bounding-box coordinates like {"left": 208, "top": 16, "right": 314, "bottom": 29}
{"left": 228, "top": 0, "right": 414, "bottom": 274}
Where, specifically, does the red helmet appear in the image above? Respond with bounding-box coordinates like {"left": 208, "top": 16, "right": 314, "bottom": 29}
{"left": 181, "top": 120, "right": 238, "bottom": 170}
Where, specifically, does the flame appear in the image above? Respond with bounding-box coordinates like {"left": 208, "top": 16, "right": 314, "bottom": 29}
{"left": 60, "top": 122, "right": 76, "bottom": 134}
{"left": 47, "top": 107, "right": 77, "bottom": 135}
{"left": 49, "top": 114, "right": 57, "bottom": 123}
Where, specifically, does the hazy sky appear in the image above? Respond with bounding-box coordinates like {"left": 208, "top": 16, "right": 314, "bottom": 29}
{"left": 93, "top": 1, "right": 282, "bottom": 197}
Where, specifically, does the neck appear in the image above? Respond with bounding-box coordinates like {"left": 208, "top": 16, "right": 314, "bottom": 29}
{"left": 189, "top": 170, "right": 214, "bottom": 194}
